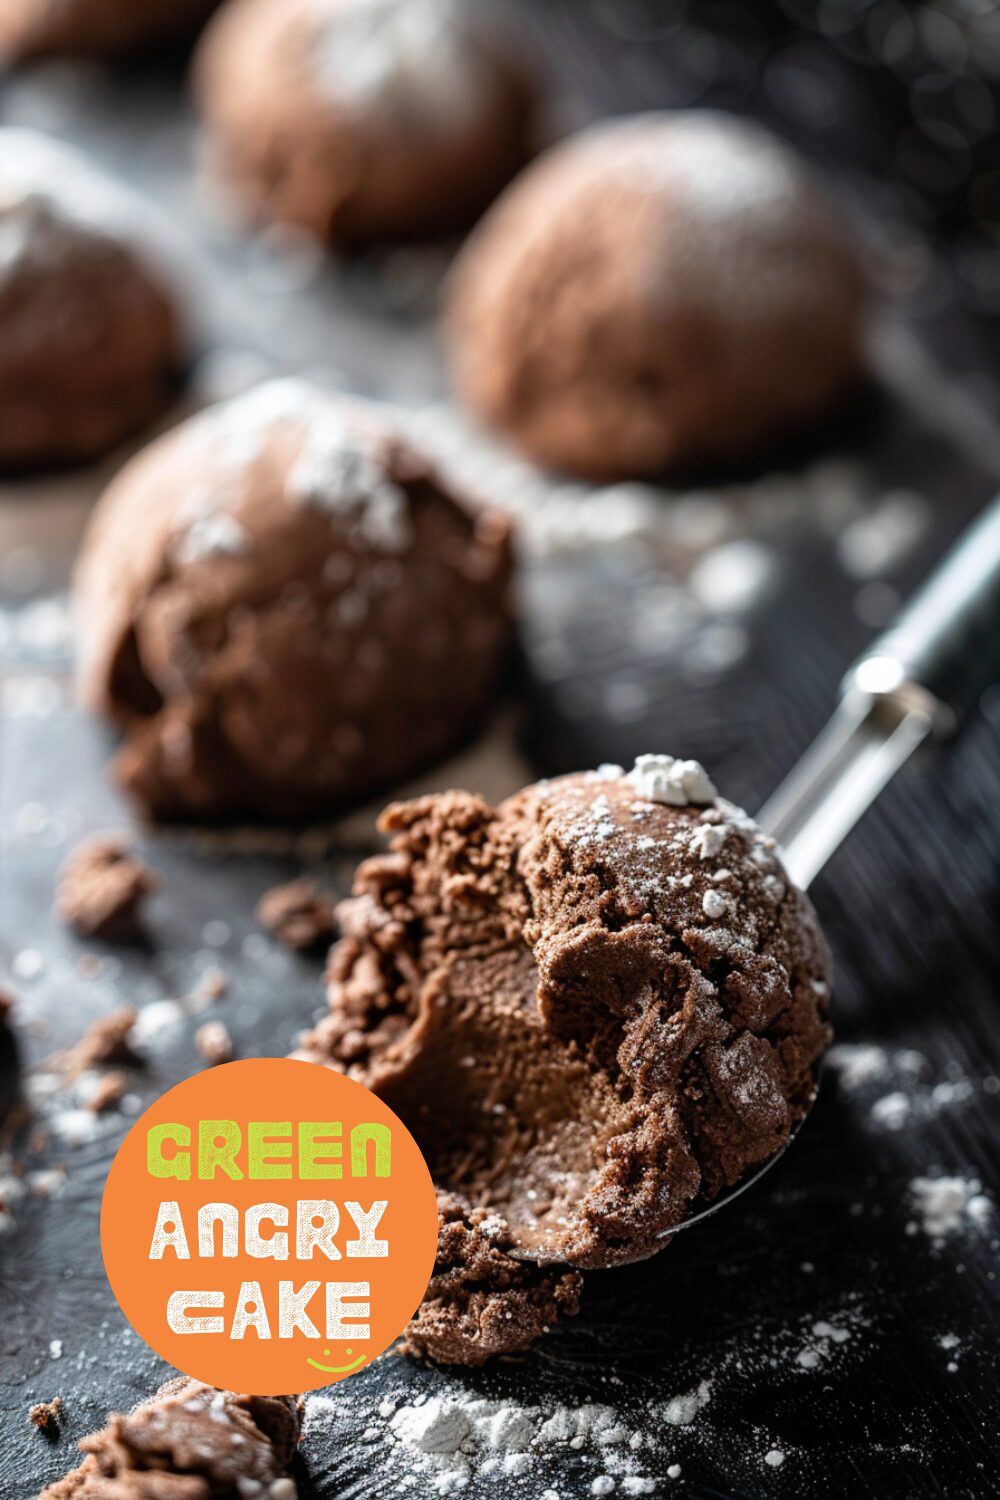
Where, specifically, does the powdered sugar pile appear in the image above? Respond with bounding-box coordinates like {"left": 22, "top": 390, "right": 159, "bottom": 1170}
{"left": 304, "top": 1377, "right": 719, "bottom": 1495}
{"left": 624, "top": 753, "right": 717, "bottom": 807}
{"left": 907, "top": 1176, "right": 993, "bottom": 1245}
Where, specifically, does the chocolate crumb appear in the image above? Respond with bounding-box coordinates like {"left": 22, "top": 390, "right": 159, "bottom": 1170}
{"left": 30, "top": 1396, "right": 62, "bottom": 1434}
{"left": 38, "top": 1379, "right": 300, "bottom": 1498}
{"left": 401, "top": 1194, "right": 583, "bottom": 1366}
{"left": 63, "top": 1006, "right": 138, "bottom": 1078}
{"left": 85, "top": 1070, "right": 127, "bottom": 1114}
{"left": 257, "top": 879, "right": 337, "bottom": 951}
{"left": 197, "top": 967, "right": 229, "bottom": 1002}
{"left": 196, "top": 1021, "right": 233, "bottom": 1066}
{"left": 57, "top": 836, "right": 159, "bottom": 942}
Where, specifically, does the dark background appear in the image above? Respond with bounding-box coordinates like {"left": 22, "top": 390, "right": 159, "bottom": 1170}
{"left": 1, "top": 2, "right": 999, "bottom": 1497}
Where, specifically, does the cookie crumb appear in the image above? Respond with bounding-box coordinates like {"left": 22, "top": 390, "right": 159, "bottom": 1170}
{"left": 196, "top": 1021, "right": 234, "bottom": 1066}
{"left": 196, "top": 967, "right": 229, "bottom": 1002}
{"left": 63, "top": 1007, "right": 137, "bottom": 1078}
{"left": 56, "top": 836, "right": 158, "bottom": 941}
{"left": 257, "top": 879, "right": 337, "bottom": 951}
{"left": 30, "top": 1396, "right": 61, "bottom": 1434}
{"left": 85, "top": 1070, "right": 127, "bottom": 1114}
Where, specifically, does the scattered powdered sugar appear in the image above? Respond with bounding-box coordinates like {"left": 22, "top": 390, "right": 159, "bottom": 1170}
{"left": 304, "top": 1379, "right": 721, "bottom": 1495}
{"left": 619, "top": 112, "right": 803, "bottom": 223}
{"left": 688, "top": 540, "right": 776, "bottom": 613}
{"left": 312, "top": 0, "right": 487, "bottom": 126}
{"left": 826, "top": 1042, "right": 981, "bottom": 1133}
{"left": 0, "top": 592, "right": 73, "bottom": 666}
{"left": 401, "top": 404, "right": 873, "bottom": 569}
{"left": 395, "top": 402, "right": 891, "bottom": 699}
{"left": 794, "top": 1319, "right": 852, "bottom": 1371}
{"left": 0, "top": 127, "right": 188, "bottom": 305}
{"left": 657, "top": 1381, "right": 713, "bottom": 1427}
{"left": 586, "top": 111, "right": 841, "bottom": 326}
{"left": 625, "top": 754, "right": 717, "bottom": 807}
{"left": 176, "top": 510, "right": 248, "bottom": 564}
{"left": 689, "top": 823, "right": 728, "bottom": 860}
{"left": 701, "top": 889, "right": 730, "bottom": 919}
{"left": 826, "top": 1042, "right": 898, "bottom": 1092}
{"left": 836, "top": 490, "right": 930, "bottom": 580}
{"left": 180, "top": 380, "right": 412, "bottom": 553}
{"left": 286, "top": 414, "right": 410, "bottom": 552}
{"left": 131, "top": 998, "right": 186, "bottom": 1045}
{"left": 907, "top": 1177, "right": 993, "bottom": 1244}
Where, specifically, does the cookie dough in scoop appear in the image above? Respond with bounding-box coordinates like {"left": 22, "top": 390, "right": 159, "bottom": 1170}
{"left": 300, "top": 757, "right": 831, "bottom": 1276}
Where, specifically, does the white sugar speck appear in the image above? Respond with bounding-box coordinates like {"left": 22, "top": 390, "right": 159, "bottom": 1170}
{"left": 627, "top": 754, "right": 717, "bottom": 807}
{"left": 659, "top": 1381, "right": 712, "bottom": 1427}
{"left": 702, "top": 889, "right": 730, "bottom": 919}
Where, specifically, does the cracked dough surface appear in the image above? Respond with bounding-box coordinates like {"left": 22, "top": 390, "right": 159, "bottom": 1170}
{"left": 300, "top": 763, "right": 831, "bottom": 1300}
{"left": 76, "top": 381, "right": 513, "bottom": 821}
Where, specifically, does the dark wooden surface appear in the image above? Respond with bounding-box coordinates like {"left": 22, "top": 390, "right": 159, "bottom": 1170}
{"left": 2, "top": 6, "right": 1000, "bottom": 1498}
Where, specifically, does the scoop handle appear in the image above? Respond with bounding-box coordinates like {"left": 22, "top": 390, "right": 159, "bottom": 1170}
{"left": 846, "top": 493, "right": 1000, "bottom": 727}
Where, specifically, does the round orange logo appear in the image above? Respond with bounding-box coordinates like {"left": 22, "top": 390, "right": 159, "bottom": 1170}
{"left": 101, "top": 1058, "right": 438, "bottom": 1395}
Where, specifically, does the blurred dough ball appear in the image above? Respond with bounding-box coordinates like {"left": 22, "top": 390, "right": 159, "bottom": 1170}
{"left": 448, "top": 111, "right": 867, "bottom": 481}
{"left": 0, "top": 0, "right": 217, "bottom": 59}
{"left": 76, "top": 381, "right": 514, "bottom": 822}
{"left": 194, "top": 0, "right": 533, "bottom": 246}
{"left": 0, "top": 129, "right": 184, "bottom": 472}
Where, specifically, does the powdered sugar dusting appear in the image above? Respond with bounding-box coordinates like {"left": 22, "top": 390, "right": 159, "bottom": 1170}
{"left": 305, "top": 1377, "right": 719, "bottom": 1494}
{"left": 0, "top": 126, "right": 185, "bottom": 298}
{"left": 176, "top": 510, "right": 248, "bottom": 564}
{"left": 626, "top": 754, "right": 717, "bottom": 807}
{"left": 571, "top": 111, "right": 849, "bottom": 326}
{"left": 908, "top": 1177, "right": 993, "bottom": 1244}
{"left": 286, "top": 415, "right": 410, "bottom": 552}
{"left": 179, "top": 381, "right": 412, "bottom": 553}
{"left": 312, "top": 0, "right": 489, "bottom": 126}
{"left": 616, "top": 112, "right": 803, "bottom": 222}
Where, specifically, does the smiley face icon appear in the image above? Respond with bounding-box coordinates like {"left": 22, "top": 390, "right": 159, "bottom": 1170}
{"left": 305, "top": 1346, "right": 367, "bottom": 1375}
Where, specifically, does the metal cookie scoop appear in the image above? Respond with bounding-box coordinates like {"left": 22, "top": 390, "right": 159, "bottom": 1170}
{"left": 667, "top": 490, "right": 1000, "bottom": 1234}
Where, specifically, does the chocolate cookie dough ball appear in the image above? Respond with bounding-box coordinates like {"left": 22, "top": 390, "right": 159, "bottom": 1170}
{"left": 0, "top": 0, "right": 216, "bottom": 60}
{"left": 76, "top": 380, "right": 513, "bottom": 821}
{"left": 300, "top": 755, "right": 831, "bottom": 1281}
{"left": 449, "top": 112, "right": 866, "bottom": 480}
{"left": 194, "top": 0, "right": 532, "bottom": 246}
{"left": 39, "top": 1379, "right": 300, "bottom": 1498}
{"left": 0, "top": 130, "right": 183, "bottom": 471}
